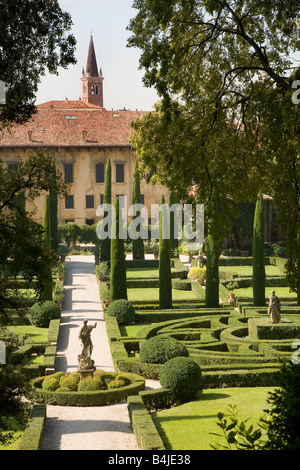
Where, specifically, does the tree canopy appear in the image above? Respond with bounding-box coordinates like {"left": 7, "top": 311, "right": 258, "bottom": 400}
{"left": 128, "top": 0, "right": 300, "bottom": 291}
{"left": 0, "top": 0, "right": 76, "bottom": 126}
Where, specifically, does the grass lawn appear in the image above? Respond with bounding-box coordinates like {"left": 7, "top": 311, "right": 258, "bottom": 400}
{"left": 126, "top": 268, "right": 159, "bottom": 278}
{"left": 119, "top": 323, "right": 154, "bottom": 337}
{"left": 127, "top": 288, "right": 198, "bottom": 303}
{"left": 234, "top": 286, "right": 296, "bottom": 299}
{"left": 220, "top": 265, "right": 282, "bottom": 277}
{"left": 152, "top": 387, "right": 275, "bottom": 450}
{"left": 7, "top": 325, "right": 48, "bottom": 343}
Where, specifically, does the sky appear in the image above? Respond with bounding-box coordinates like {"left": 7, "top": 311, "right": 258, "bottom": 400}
{"left": 36, "top": 0, "right": 159, "bottom": 111}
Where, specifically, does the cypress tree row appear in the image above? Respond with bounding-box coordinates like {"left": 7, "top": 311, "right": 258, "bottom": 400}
{"left": 132, "top": 161, "right": 144, "bottom": 260}
{"left": 48, "top": 160, "right": 59, "bottom": 251}
{"left": 110, "top": 196, "right": 127, "bottom": 302}
{"left": 101, "top": 158, "right": 111, "bottom": 261}
{"left": 40, "top": 196, "right": 53, "bottom": 301}
{"left": 159, "top": 195, "right": 172, "bottom": 309}
{"left": 252, "top": 192, "right": 266, "bottom": 306}
{"left": 205, "top": 228, "right": 220, "bottom": 308}
{"left": 169, "top": 190, "right": 179, "bottom": 257}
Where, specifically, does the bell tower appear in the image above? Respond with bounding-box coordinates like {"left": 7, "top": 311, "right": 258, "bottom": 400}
{"left": 81, "top": 35, "right": 104, "bottom": 107}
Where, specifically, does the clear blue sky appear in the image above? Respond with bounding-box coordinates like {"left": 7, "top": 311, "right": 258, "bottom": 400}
{"left": 36, "top": 0, "right": 159, "bottom": 111}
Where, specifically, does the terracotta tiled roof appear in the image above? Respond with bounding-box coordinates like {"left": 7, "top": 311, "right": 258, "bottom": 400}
{"left": 0, "top": 100, "right": 148, "bottom": 147}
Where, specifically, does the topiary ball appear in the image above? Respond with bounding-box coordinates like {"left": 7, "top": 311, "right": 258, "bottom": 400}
{"left": 139, "top": 335, "right": 189, "bottom": 364}
{"left": 29, "top": 301, "right": 61, "bottom": 327}
{"left": 106, "top": 299, "right": 135, "bottom": 324}
{"left": 160, "top": 357, "right": 202, "bottom": 402}
{"left": 60, "top": 372, "right": 80, "bottom": 391}
{"left": 77, "top": 377, "right": 106, "bottom": 392}
{"left": 42, "top": 376, "right": 60, "bottom": 391}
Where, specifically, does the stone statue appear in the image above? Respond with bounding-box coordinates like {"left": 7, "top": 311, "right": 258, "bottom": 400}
{"left": 268, "top": 290, "right": 281, "bottom": 324}
{"left": 197, "top": 251, "right": 204, "bottom": 268}
{"left": 78, "top": 320, "right": 97, "bottom": 371}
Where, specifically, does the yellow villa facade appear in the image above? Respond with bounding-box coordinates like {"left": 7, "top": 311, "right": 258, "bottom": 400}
{"left": 0, "top": 36, "right": 169, "bottom": 227}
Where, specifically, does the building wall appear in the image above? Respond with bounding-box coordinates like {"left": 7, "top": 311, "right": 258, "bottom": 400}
{"left": 0, "top": 146, "right": 169, "bottom": 226}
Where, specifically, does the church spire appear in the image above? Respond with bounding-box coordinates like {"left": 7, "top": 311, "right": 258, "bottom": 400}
{"left": 86, "top": 34, "right": 99, "bottom": 77}
{"left": 81, "top": 35, "right": 104, "bottom": 107}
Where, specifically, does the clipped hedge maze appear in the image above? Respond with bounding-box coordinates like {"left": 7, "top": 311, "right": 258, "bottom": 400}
{"left": 109, "top": 308, "right": 300, "bottom": 388}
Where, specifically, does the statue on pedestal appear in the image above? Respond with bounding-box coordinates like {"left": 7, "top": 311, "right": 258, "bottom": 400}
{"left": 78, "top": 320, "right": 97, "bottom": 371}
{"left": 268, "top": 290, "right": 281, "bottom": 324}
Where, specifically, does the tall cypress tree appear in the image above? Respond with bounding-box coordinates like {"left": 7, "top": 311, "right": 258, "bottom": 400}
{"left": 159, "top": 195, "right": 172, "bottom": 309}
{"left": 132, "top": 161, "right": 144, "bottom": 260}
{"left": 205, "top": 226, "right": 220, "bottom": 308}
{"left": 169, "top": 190, "right": 180, "bottom": 257}
{"left": 48, "top": 160, "right": 59, "bottom": 251}
{"left": 110, "top": 196, "right": 127, "bottom": 302}
{"left": 101, "top": 158, "right": 111, "bottom": 261}
{"left": 40, "top": 196, "right": 53, "bottom": 301}
{"left": 253, "top": 192, "right": 266, "bottom": 306}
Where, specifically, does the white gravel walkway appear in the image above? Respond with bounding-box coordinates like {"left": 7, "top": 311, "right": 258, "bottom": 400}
{"left": 41, "top": 255, "right": 159, "bottom": 451}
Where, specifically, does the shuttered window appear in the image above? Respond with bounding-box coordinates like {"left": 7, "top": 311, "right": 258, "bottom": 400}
{"left": 64, "top": 163, "right": 73, "bottom": 183}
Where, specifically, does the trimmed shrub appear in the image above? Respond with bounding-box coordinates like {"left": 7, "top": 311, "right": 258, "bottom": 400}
{"left": 29, "top": 301, "right": 61, "bottom": 327}
{"left": 42, "top": 376, "right": 60, "bottom": 391}
{"left": 59, "top": 372, "right": 80, "bottom": 391}
{"left": 77, "top": 377, "right": 106, "bottom": 392}
{"left": 106, "top": 299, "right": 135, "bottom": 324}
{"left": 139, "top": 335, "right": 189, "bottom": 365}
{"left": 187, "top": 266, "right": 206, "bottom": 285}
{"left": 160, "top": 356, "right": 202, "bottom": 402}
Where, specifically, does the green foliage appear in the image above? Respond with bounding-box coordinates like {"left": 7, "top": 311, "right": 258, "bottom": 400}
{"left": 159, "top": 195, "right": 172, "bottom": 309}
{"left": 59, "top": 372, "right": 80, "bottom": 391}
{"left": 110, "top": 197, "right": 127, "bottom": 302}
{"left": 252, "top": 193, "right": 266, "bottom": 306}
{"left": 210, "top": 404, "right": 264, "bottom": 450}
{"left": 101, "top": 158, "right": 111, "bottom": 261}
{"left": 0, "top": 0, "right": 76, "bottom": 127}
{"left": 139, "top": 335, "right": 189, "bottom": 365}
{"left": 29, "top": 301, "right": 61, "bottom": 328}
{"left": 40, "top": 196, "right": 53, "bottom": 302}
{"left": 106, "top": 299, "right": 135, "bottom": 325}
{"left": 160, "top": 356, "right": 202, "bottom": 403}
{"left": 0, "top": 149, "right": 67, "bottom": 320}
{"left": 187, "top": 266, "right": 206, "bottom": 285}
{"left": 59, "top": 222, "right": 80, "bottom": 247}
{"left": 42, "top": 376, "right": 60, "bottom": 391}
{"left": 132, "top": 161, "right": 145, "bottom": 260}
{"left": 205, "top": 230, "right": 220, "bottom": 308}
{"left": 95, "top": 261, "right": 108, "bottom": 281}
{"left": 262, "top": 362, "right": 300, "bottom": 450}
{"left": 77, "top": 377, "right": 105, "bottom": 392}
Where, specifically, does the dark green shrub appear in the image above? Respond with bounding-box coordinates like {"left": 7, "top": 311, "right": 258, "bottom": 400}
{"left": 106, "top": 299, "right": 135, "bottom": 324}
{"left": 56, "top": 387, "right": 70, "bottom": 393}
{"left": 29, "top": 301, "right": 61, "bottom": 327}
{"left": 52, "top": 371, "right": 66, "bottom": 381}
{"left": 139, "top": 335, "right": 189, "bottom": 364}
{"left": 42, "top": 376, "right": 60, "bottom": 391}
{"left": 160, "top": 356, "right": 202, "bottom": 402}
{"left": 253, "top": 192, "right": 266, "bottom": 306}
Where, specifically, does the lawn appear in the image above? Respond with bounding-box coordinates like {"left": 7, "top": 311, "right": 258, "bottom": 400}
{"left": 220, "top": 265, "right": 282, "bottom": 276}
{"left": 7, "top": 325, "right": 49, "bottom": 343}
{"left": 119, "top": 323, "right": 154, "bottom": 337}
{"left": 152, "top": 387, "right": 275, "bottom": 450}
{"left": 127, "top": 288, "right": 198, "bottom": 303}
{"left": 234, "top": 286, "right": 296, "bottom": 299}
{"left": 126, "top": 268, "right": 159, "bottom": 278}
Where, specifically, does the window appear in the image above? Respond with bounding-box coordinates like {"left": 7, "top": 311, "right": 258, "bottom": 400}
{"left": 64, "top": 163, "right": 73, "bottom": 183}
{"left": 86, "top": 195, "right": 94, "bottom": 209}
{"left": 65, "top": 219, "right": 74, "bottom": 223}
{"left": 65, "top": 195, "right": 74, "bottom": 209}
{"left": 140, "top": 194, "right": 145, "bottom": 205}
{"left": 100, "top": 194, "right": 104, "bottom": 205}
{"left": 96, "top": 163, "right": 104, "bottom": 183}
{"left": 116, "top": 163, "right": 124, "bottom": 183}
{"left": 8, "top": 162, "right": 18, "bottom": 171}
{"left": 85, "top": 219, "right": 95, "bottom": 226}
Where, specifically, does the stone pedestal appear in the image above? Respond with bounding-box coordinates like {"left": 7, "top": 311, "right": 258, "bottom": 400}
{"left": 77, "top": 367, "right": 96, "bottom": 381}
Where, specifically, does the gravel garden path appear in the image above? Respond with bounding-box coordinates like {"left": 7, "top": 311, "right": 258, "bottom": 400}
{"left": 40, "top": 255, "right": 159, "bottom": 451}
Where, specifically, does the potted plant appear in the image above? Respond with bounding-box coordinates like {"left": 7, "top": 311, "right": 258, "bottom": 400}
{"left": 92, "top": 244, "right": 101, "bottom": 264}
{"left": 57, "top": 245, "right": 69, "bottom": 262}
{"left": 95, "top": 261, "right": 108, "bottom": 282}
{"left": 101, "top": 283, "right": 110, "bottom": 308}
{"left": 227, "top": 281, "right": 238, "bottom": 307}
